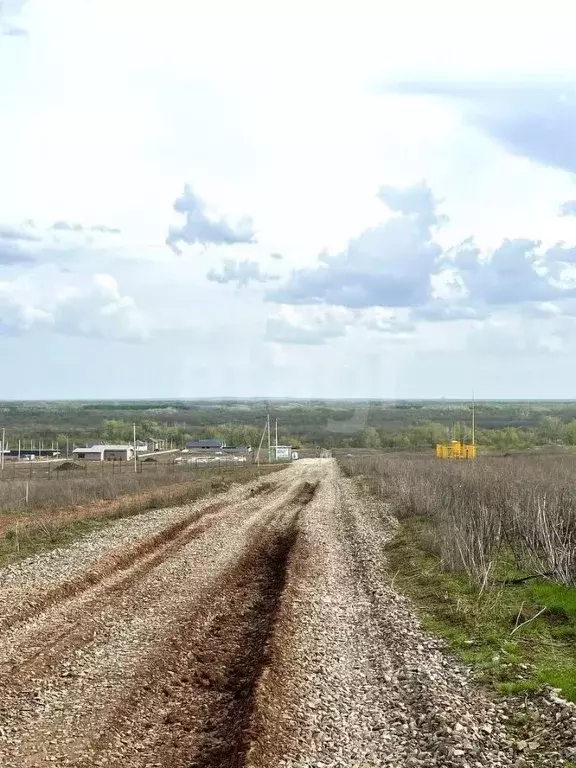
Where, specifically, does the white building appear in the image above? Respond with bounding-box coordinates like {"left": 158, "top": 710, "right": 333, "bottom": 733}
{"left": 73, "top": 444, "right": 135, "bottom": 462}
{"left": 147, "top": 438, "right": 168, "bottom": 452}
{"left": 270, "top": 445, "right": 293, "bottom": 461}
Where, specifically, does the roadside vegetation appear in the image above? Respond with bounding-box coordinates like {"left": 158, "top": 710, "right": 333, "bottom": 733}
{"left": 340, "top": 453, "right": 576, "bottom": 702}
{"left": 0, "top": 463, "right": 283, "bottom": 568}
{"left": 0, "top": 461, "right": 264, "bottom": 515}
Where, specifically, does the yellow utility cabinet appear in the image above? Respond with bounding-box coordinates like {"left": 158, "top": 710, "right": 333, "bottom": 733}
{"left": 435, "top": 440, "right": 477, "bottom": 459}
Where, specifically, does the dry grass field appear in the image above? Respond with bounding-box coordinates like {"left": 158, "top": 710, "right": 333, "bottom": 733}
{"left": 0, "top": 460, "right": 282, "bottom": 566}
{"left": 340, "top": 452, "right": 576, "bottom": 701}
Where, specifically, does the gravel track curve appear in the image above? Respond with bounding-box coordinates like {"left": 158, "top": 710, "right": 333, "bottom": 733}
{"left": 0, "top": 459, "right": 573, "bottom": 767}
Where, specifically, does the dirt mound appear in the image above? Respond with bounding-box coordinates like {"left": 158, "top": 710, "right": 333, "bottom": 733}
{"left": 55, "top": 461, "right": 83, "bottom": 472}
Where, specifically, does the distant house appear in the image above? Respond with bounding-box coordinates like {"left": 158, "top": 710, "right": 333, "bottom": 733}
{"left": 147, "top": 438, "right": 168, "bottom": 452}
{"left": 185, "top": 438, "right": 226, "bottom": 451}
{"left": 73, "top": 444, "right": 135, "bottom": 462}
{"left": 7, "top": 448, "right": 60, "bottom": 459}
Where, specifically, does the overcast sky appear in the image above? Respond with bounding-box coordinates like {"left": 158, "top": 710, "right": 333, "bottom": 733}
{"left": 2, "top": 0, "right": 576, "bottom": 399}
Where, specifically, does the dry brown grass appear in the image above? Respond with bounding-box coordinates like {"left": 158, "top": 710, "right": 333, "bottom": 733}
{"left": 0, "top": 463, "right": 267, "bottom": 515}
{"left": 0, "top": 465, "right": 281, "bottom": 563}
{"left": 340, "top": 453, "right": 576, "bottom": 587}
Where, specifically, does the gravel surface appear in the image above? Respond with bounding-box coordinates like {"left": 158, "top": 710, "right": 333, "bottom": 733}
{"left": 0, "top": 459, "right": 573, "bottom": 767}
{"left": 0, "top": 468, "right": 301, "bottom": 767}
{"left": 0, "top": 477, "right": 265, "bottom": 590}
{"left": 249, "top": 463, "right": 576, "bottom": 767}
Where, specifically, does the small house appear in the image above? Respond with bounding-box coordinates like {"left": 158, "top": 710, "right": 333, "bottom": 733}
{"left": 73, "top": 444, "right": 135, "bottom": 462}
{"left": 147, "top": 438, "right": 167, "bottom": 452}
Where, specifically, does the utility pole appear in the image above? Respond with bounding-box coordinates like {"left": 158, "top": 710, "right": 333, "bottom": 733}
{"left": 472, "top": 389, "right": 476, "bottom": 446}
{"left": 255, "top": 416, "right": 268, "bottom": 466}
{"left": 66, "top": 436, "right": 69, "bottom": 458}
{"left": 267, "top": 413, "right": 271, "bottom": 463}
{"left": 18, "top": 439, "right": 21, "bottom": 461}
{"left": 1, "top": 427, "right": 5, "bottom": 472}
{"left": 275, "top": 418, "right": 278, "bottom": 452}
{"left": 133, "top": 423, "right": 138, "bottom": 473}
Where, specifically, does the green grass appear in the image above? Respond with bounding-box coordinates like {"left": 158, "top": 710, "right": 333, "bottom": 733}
{"left": 386, "top": 517, "right": 576, "bottom": 702}
{"left": 1, "top": 517, "right": 110, "bottom": 565}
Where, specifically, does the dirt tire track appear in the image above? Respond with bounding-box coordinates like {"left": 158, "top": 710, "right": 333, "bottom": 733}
{"left": 88, "top": 482, "right": 318, "bottom": 767}
{"left": 0, "top": 499, "right": 226, "bottom": 634}
{"left": 0, "top": 501, "right": 228, "bottom": 687}
{"left": 0, "top": 471, "right": 297, "bottom": 627}
{"left": 0, "top": 476, "right": 308, "bottom": 692}
{"left": 0, "top": 472, "right": 301, "bottom": 649}
{"left": 0, "top": 467, "right": 313, "bottom": 767}
{"left": 94, "top": 511, "right": 301, "bottom": 767}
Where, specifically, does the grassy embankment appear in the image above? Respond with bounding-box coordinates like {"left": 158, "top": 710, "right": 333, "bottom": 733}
{"left": 340, "top": 453, "right": 576, "bottom": 702}
{"left": 0, "top": 462, "right": 283, "bottom": 567}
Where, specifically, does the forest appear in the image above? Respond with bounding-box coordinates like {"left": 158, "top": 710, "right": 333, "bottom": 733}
{"left": 1, "top": 399, "right": 576, "bottom": 451}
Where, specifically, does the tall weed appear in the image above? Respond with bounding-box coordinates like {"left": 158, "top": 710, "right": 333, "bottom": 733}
{"left": 340, "top": 454, "right": 576, "bottom": 587}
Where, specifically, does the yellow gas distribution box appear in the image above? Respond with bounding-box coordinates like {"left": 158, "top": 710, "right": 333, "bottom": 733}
{"left": 435, "top": 440, "right": 476, "bottom": 459}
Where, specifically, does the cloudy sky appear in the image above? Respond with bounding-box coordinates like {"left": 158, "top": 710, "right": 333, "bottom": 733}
{"left": 2, "top": 0, "right": 576, "bottom": 399}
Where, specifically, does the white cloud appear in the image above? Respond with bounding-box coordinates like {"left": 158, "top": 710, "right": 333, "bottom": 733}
{"left": 206, "top": 259, "right": 277, "bottom": 287}
{"left": 467, "top": 311, "right": 574, "bottom": 356}
{"left": 363, "top": 309, "right": 415, "bottom": 334}
{"left": 560, "top": 201, "right": 576, "bottom": 217}
{"left": 1, "top": 0, "right": 576, "bottom": 395}
{"left": 50, "top": 221, "right": 121, "bottom": 234}
{"left": 266, "top": 305, "right": 355, "bottom": 345}
{"left": 56, "top": 273, "right": 147, "bottom": 342}
{"left": 269, "top": 183, "right": 444, "bottom": 308}
{"left": 0, "top": 268, "right": 147, "bottom": 341}
{"left": 385, "top": 80, "right": 576, "bottom": 175}
{"left": 166, "top": 185, "right": 256, "bottom": 254}
{"left": 0, "top": 0, "right": 29, "bottom": 37}
{"left": 268, "top": 183, "right": 576, "bottom": 336}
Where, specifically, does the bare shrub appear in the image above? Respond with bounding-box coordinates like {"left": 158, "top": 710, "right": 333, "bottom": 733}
{"left": 340, "top": 453, "right": 576, "bottom": 587}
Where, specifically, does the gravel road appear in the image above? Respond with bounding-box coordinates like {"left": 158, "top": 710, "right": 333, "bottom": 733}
{"left": 0, "top": 459, "right": 573, "bottom": 767}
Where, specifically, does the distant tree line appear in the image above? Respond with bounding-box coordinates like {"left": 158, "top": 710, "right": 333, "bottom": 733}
{"left": 2, "top": 401, "right": 576, "bottom": 451}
